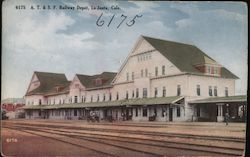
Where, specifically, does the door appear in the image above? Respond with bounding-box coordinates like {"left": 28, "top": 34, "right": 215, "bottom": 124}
{"left": 169, "top": 108, "right": 173, "bottom": 121}
{"left": 126, "top": 108, "right": 129, "bottom": 120}
{"left": 103, "top": 109, "right": 107, "bottom": 118}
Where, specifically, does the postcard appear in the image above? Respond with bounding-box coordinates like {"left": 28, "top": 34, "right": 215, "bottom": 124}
{"left": 1, "top": 0, "right": 247, "bottom": 157}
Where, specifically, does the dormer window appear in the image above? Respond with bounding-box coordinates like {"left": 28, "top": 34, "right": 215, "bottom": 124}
{"left": 195, "top": 64, "right": 221, "bottom": 76}
{"left": 95, "top": 78, "right": 102, "bottom": 86}
{"left": 54, "top": 85, "right": 64, "bottom": 92}
{"left": 55, "top": 87, "right": 59, "bottom": 92}
{"left": 75, "top": 84, "right": 79, "bottom": 88}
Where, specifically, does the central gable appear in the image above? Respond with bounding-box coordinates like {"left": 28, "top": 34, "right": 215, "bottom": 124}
{"left": 71, "top": 75, "right": 86, "bottom": 90}
{"left": 112, "top": 36, "right": 182, "bottom": 84}
{"left": 132, "top": 37, "right": 156, "bottom": 55}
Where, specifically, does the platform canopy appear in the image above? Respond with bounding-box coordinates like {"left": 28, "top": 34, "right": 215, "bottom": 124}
{"left": 22, "top": 96, "right": 184, "bottom": 110}
{"left": 189, "top": 95, "right": 247, "bottom": 104}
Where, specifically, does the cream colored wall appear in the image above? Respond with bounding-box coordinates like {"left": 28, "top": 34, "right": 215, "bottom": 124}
{"left": 46, "top": 94, "right": 69, "bottom": 105}
{"left": 151, "top": 75, "right": 189, "bottom": 97}
{"left": 186, "top": 75, "right": 235, "bottom": 102}
{"left": 84, "top": 88, "right": 112, "bottom": 102}
{"left": 112, "top": 82, "right": 135, "bottom": 100}
{"left": 25, "top": 95, "right": 44, "bottom": 105}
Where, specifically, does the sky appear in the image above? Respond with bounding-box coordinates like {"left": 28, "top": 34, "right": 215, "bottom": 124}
{"left": 2, "top": 0, "right": 248, "bottom": 99}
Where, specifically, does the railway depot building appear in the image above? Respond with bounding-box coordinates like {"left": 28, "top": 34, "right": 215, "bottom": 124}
{"left": 23, "top": 36, "right": 247, "bottom": 122}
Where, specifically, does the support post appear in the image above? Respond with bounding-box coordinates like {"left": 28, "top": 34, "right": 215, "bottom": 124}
{"left": 217, "top": 103, "right": 224, "bottom": 122}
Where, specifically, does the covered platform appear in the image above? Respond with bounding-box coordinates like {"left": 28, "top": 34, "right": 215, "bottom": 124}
{"left": 190, "top": 95, "right": 247, "bottom": 122}
{"left": 22, "top": 96, "right": 185, "bottom": 122}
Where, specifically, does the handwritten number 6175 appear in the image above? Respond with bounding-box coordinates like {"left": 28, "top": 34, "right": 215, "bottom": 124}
{"left": 96, "top": 13, "right": 143, "bottom": 28}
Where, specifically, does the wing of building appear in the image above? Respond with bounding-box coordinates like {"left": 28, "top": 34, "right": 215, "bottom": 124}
{"left": 23, "top": 36, "right": 246, "bottom": 122}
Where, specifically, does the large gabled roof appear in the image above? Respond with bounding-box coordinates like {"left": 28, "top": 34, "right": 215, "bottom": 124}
{"left": 26, "top": 71, "right": 69, "bottom": 96}
{"left": 76, "top": 72, "right": 117, "bottom": 89}
{"left": 143, "top": 36, "right": 238, "bottom": 79}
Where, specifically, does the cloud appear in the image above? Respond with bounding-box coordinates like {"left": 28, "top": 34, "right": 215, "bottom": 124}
{"left": 1, "top": 1, "right": 247, "bottom": 99}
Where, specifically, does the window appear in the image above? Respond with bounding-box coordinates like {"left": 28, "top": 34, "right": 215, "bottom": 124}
{"left": 142, "top": 108, "right": 147, "bottom": 117}
{"left": 132, "top": 72, "right": 134, "bottom": 80}
{"left": 91, "top": 96, "right": 93, "bottom": 102}
{"left": 162, "top": 65, "right": 165, "bottom": 75}
{"left": 177, "top": 107, "right": 181, "bottom": 117}
{"left": 196, "top": 85, "right": 200, "bottom": 96}
{"left": 74, "top": 96, "right": 78, "bottom": 103}
{"left": 97, "top": 94, "right": 99, "bottom": 102}
{"left": 126, "top": 91, "right": 129, "bottom": 99}
{"left": 154, "top": 87, "right": 158, "bottom": 97}
{"left": 116, "top": 92, "right": 119, "bottom": 100}
{"left": 214, "top": 86, "right": 217, "bottom": 96}
{"left": 207, "top": 66, "right": 211, "bottom": 73}
{"left": 145, "top": 69, "right": 148, "bottom": 77}
{"left": 126, "top": 72, "right": 129, "bottom": 81}
{"left": 225, "top": 87, "right": 228, "bottom": 97}
{"left": 135, "top": 108, "right": 138, "bottom": 117}
{"left": 83, "top": 97, "right": 86, "bottom": 103}
{"left": 162, "top": 87, "right": 166, "bottom": 97}
{"left": 53, "top": 99, "right": 55, "bottom": 104}
{"left": 132, "top": 90, "right": 135, "bottom": 98}
{"left": 103, "top": 94, "right": 106, "bottom": 101}
{"left": 177, "top": 85, "right": 181, "bottom": 96}
{"left": 214, "top": 68, "right": 218, "bottom": 74}
{"left": 136, "top": 88, "right": 139, "bottom": 98}
{"left": 109, "top": 93, "right": 112, "bottom": 101}
{"left": 155, "top": 67, "right": 158, "bottom": 76}
{"left": 39, "top": 99, "right": 42, "bottom": 105}
{"left": 74, "top": 109, "right": 77, "bottom": 116}
{"left": 209, "top": 86, "right": 212, "bottom": 96}
{"left": 141, "top": 69, "right": 144, "bottom": 77}
{"left": 143, "top": 88, "right": 147, "bottom": 98}
{"left": 81, "top": 96, "right": 84, "bottom": 102}
{"left": 95, "top": 78, "right": 102, "bottom": 86}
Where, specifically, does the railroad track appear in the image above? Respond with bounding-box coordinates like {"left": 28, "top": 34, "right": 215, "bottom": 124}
{"left": 5, "top": 126, "right": 158, "bottom": 157}
{"left": 3, "top": 123, "right": 245, "bottom": 156}
{"left": 6, "top": 121, "right": 245, "bottom": 143}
